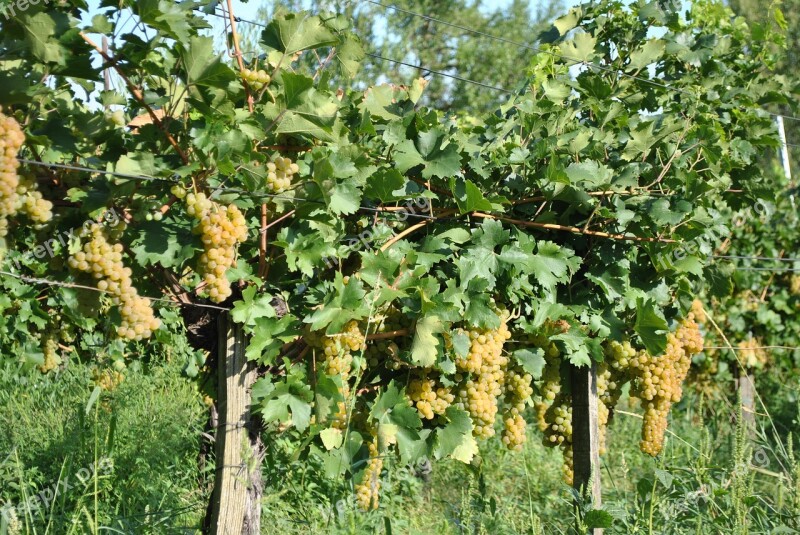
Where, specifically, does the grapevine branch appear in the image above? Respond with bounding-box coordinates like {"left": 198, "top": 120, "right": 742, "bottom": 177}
{"left": 471, "top": 212, "right": 677, "bottom": 243}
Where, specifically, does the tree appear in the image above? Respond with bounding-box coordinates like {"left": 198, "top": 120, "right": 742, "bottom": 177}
{"left": 238, "top": 0, "right": 563, "bottom": 113}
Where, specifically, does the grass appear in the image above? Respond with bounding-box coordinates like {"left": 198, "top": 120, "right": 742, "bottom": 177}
{"left": 0, "top": 357, "right": 208, "bottom": 534}
{"left": 1, "top": 357, "right": 798, "bottom": 534}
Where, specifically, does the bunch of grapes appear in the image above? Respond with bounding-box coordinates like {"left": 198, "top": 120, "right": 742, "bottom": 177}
{"left": 501, "top": 366, "right": 533, "bottom": 450}
{"left": 0, "top": 110, "right": 25, "bottom": 236}
{"left": 737, "top": 337, "right": 768, "bottom": 369}
{"left": 408, "top": 375, "right": 455, "bottom": 420}
{"left": 266, "top": 156, "right": 299, "bottom": 194}
{"left": 541, "top": 394, "right": 574, "bottom": 484}
{"left": 601, "top": 340, "right": 636, "bottom": 416}
{"left": 455, "top": 314, "right": 512, "bottom": 438}
{"left": 185, "top": 192, "right": 248, "bottom": 303}
{"left": 240, "top": 68, "right": 271, "bottom": 91}
{"left": 68, "top": 223, "right": 160, "bottom": 340}
{"left": 93, "top": 368, "right": 124, "bottom": 392}
{"left": 630, "top": 315, "right": 703, "bottom": 455}
{"left": 534, "top": 339, "right": 562, "bottom": 432}
{"left": 38, "top": 331, "right": 61, "bottom": 373}
{"left": 317, "top": 320, "right": 365, "bottom": 429}
{"left": 355, "top": 437, "right": 383, "bottom": 511}
{"left": 16, "top": 174, "right": 53, "bottom": 223}
{"left": 690, "top": 299, "right": 707, "bottom": 324}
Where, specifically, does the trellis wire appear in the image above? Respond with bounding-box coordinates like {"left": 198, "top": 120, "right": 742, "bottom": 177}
{"left": 0, "top": 270, "right": 231, "bottom": 312}
{"left": 17, "top": 158, "right": 437, "bottom": 222}
{"left": 713, "top": 254, "right": 800, "bottom": 263}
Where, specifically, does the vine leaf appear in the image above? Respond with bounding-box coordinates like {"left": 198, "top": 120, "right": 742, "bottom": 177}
{"left": 261, "top": 13, "right": 337, "bottom": 55}
{"left": 629, "top": 39, "right": 666, "bottom": 70}
{"left": 411, "top": 315, "right": 443, "bottom": 367}
{"left": 634, "top": 299, "right": 669, "bottom": 355}
{"left": 434, "top": 407, "right": 473, "bottom": 460}
{"left": 450, "top": 177, "right": 493, "bottom": 213}
{"left": 180, "top": 36, "right": 236, "bottom": 88}
{"left": 20, "top": 12, "right": 69, "bottom": 65}
{"left": 255, "top": 376, "right": 313, "bottom": 432}
{"left": 305, "top": 274, "right": 367, "bottom": 333}
{"left": 394, "top": 128, "right": 461, "bottom": 179}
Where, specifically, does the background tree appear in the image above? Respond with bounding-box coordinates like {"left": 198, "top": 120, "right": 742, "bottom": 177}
{"left": 234, "top": 0, "right": 563, "bottom": 113}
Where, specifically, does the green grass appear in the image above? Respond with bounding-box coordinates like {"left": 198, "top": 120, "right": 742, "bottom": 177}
{"left": 0, "top": 357, "right": 209, "bottom": 534}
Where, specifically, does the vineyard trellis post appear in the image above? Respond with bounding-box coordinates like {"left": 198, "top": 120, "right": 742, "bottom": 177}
{"left": 735, "top": 363, "right": 757, "bottom": 429}
{"left": 209, "top": 312, "right": 262, "bottom": 534}
{"left": 571, "top": 362, "right": 603, "bottom": 534}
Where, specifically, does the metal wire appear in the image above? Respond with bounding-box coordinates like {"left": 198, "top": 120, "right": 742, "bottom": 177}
{"left": 364, "top": 52, "right": 512, "bottom": 93}
{"left": 713, "top": 254, "right": 800, "bottom": 263}
{"left": 16, "top": 158, "right": 437, "bottom": 221}
{"left": 19, "top": 159, "right": 174, "bottom": 183}
{"left": 0, "top": 270, "right": 231, "bottom": 311}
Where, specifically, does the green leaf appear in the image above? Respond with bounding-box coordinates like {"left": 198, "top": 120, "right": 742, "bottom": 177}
{"left": 449, "top": 177, "right": 493, "bottom": 213}
{"left": 629, "top": 39, "right": 665, "bottom": 71}
{"left": 564, "top": 160, "right": 613, "bottom": 189}
{"left": 364, "top": 168, "right": 407, "bottom": 202}
{"left": 394, "top": 129, "right": 461, "bottom": 179}
{"left": 245, "top": 316, "right": 300, "bottom": 364}
{"left": 634, "top": 299, "right": 669, "bottom": 355}
{"left": 553, "top": 7, "right": 583, "bottom": 37}
{"left": 585, "top": 509, "right": 614, "bottom": 529}
{"left": 20, "top": 12, "right": 70, "bottom": 65}
{"left": 180, "top": 36, "right": 237, "bottom": 88}
{"left": 305, "top": 274, "right": 369, "bottom": 333}
{"left": 320, "top": 427, "right": 344, "bottom": 450}
{"left": 232, "top": 287, "right": 277, "bottom": 326}
{"left": 513, "top": 348, "right": 546, "bottom": 379}
{"left": 435, "top": 407, "right": 473, "bottom": 460}
{"left": 259, "top": 381, "right": 313, "bottom": 432}
{"left": 411, "top": 315, "right": 443, "bottom": 367}
{"left": 558, "top": 32, "right": 597, "bottom": 64}
{"left": 129, "top": 220, "right": 196, "bottom": 269}
{"left": 136, "top": 0, "right": 206, "bottom": 42}
{"left": 261, "top": 13, "right": 337, "bottom": 55}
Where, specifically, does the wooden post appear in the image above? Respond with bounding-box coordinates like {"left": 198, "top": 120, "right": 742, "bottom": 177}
{"left": 738, "top": 371, "right": 756, "bottom": 428}
{"left": 571, "top": 362, "right": 603, "bottom": 535}
{"left": 209, "top": 312, "right": 262, "bottom": 535}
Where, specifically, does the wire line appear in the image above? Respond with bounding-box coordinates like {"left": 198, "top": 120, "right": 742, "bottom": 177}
{"left": 713, "top": 254, "right": 800, "bottom": 263}
{"left": 0, "top": 270, "right": 231, "bottom": 311}
{"left": 17, "top": 158, "right": 437, "bottom": 221}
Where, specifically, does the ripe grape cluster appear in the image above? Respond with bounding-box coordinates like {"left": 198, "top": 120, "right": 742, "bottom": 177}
{"left": 38, "top": 331, "right": 61, "bottom": 373}
{"left": 16, "top": 174, "right": 53, "bottom": 223}
{"left": 93, "top": 368, "right": 124, "bottom": 392}
{"left": 737, "top": 337, "right": 768, "bottom": 369}
{"left": 542, "top": 395, "right": 574, "bottom": 484}
{"left": 533, "top": 336, "right": 562, "bottom": 432}
{"left": 0, "top": 114, "right": 53, "bottom": 241}
{"left": 266, "top": 156, "right": 299, "bottom": 193}
{"left": 630, "top": 314, "right": 704, "bottom": 455}
{"left": 501, "top": 366, "right": 533, "bottom": 450}
{"left": 408, "top": 375, "right": 455, "bottom": 420}
{"left": 355, "top": 437, "right": 382, "bottom": 511}
{"left": 185, "top": 192, "right": 248, "bottom": 303}
{"left": 68, "top": 223, "right": 160, "bottom": 340}
{"left": 318, "top": 320, "right": 365, "bottom": 429}
{"left": 0, "top": 111, "right": 24, "bottom": 231}
{"left": 240, "top": 68, "right": 271, "bottom": 91}
{"left": 455, "top": 314, "right": 512, "bottom": 439}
